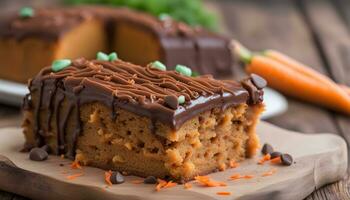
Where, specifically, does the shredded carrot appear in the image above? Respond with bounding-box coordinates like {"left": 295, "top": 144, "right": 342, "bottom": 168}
{"left": 194, "top": 176, "right": 226, "bottom": 187}
{"left": 229, "top": 160, "right": 240, "bottom": 168}
{"left": 184, "top": 183, "right": 192, "bottom": 189}
{"left": 229, "top": 174, "right": 241, "bottom": 180}
{"left": 130, "top": 180, "right": 144, "bottom": 184}
{"left": 66, "top": 173, "right": 84, "bottom": 180}
{"left": 270, "top": 157, "right": 282, "bottom": 164}
{"left": 155, "top": 179, "right": 168, "bottom": 191}
{"left": 258, "top": 154, "right": 271, "bottom": 165}
{"left": 243, "top": 175, "right": 254, "bottom": 179}
{"left": 104, "top": 171, "right": 113, "bottom": 186}
{"left": 216, "top": 191, "right": 231, "bottom": 196}
{"left": 71, "top": 161, "right": 82, "bottom": 169}
{"left": 262, "top": 168, "right": 277, "bottom": 177}
{"left": 163, "top": 181, "right": 177, "bottom": 188}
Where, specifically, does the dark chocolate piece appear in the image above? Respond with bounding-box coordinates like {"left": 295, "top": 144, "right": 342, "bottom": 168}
{"left": 281, "top": 154, "right": 293, "bottom": 166}
{"left": 110, "top": 171, "right": 125, "bottom": 184}
{"left": 164, "top": 95, "right": 179, "bottom": 109}
{"left": 24, "top": 58, "right": 264, "bottom": 157}
{"left": 251, "top": 74, "right": 267, "bottom": 89}
{"left": 29, "top": 147, "right": 48, "bottom": 161}
{"left": 261, "top": 143, "right": 274, "bottom": 155}
{"left": 144, "top": 176, "right": 158, "bottom": 184}
{"left": 270, "top": 151, "right": 282, "bottom": 159}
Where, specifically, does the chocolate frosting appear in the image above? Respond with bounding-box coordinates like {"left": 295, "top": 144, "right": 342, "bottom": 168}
{"left": 24, "top": 58, "right": 264, "bottom": 157}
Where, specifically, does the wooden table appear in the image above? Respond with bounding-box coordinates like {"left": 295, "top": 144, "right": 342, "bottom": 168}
{"left": 1, "top": 0, "right": 350, "bottom": 199}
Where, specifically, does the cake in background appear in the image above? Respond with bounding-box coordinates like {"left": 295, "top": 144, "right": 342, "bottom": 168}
{"left": 0, "top": 1, "right": 234, "bottom": 83}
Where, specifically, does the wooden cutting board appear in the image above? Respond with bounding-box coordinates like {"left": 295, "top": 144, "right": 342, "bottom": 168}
{"left": 0, "top": 122, "right": 346, "bottom": 200}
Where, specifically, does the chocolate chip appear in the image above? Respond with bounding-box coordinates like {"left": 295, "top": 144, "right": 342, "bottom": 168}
{"left": 59, "top": 163, "right": 64, "bottom": 167}
{"left": 251, "top": 74, "right": 267, "bottom": 89}
{"left": 261, "top": 143, "right": 274, "bottom": 155}
{"left": 164, "top": 95, "right": 179, "bottom": 109}
{"left": 270, "top": 151, "right": 282, "bottom": 159}
{"left": 110, "top": 171, "right": 124, "bottom": 184}
{"left": 29, "top": 147, "right": 48, "bottom": 161}
{"left": 281, "top": 154, "right": 293, "bottom": 166}
{"left": 144, "top": 176, "right": 157, "bottom": 184}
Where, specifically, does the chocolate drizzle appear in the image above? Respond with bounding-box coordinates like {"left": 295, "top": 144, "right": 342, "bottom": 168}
{"left": 25, "top": 58, "right": 264, "bottom": 157}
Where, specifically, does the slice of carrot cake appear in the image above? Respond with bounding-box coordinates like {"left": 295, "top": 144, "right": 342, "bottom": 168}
{"left": 22, "top": 56, "right": 265, "bottom": 182}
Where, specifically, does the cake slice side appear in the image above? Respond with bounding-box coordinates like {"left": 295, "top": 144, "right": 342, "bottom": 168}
{"left": 22, "top": 58, "right": 265, "bottom": 181}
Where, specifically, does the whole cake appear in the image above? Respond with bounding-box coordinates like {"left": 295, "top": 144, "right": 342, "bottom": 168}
{"left": 0, "top": 6, "right": 233, "bottom": 83}
{"left": 22, "top": 57, "right": 265, "bottom": 182}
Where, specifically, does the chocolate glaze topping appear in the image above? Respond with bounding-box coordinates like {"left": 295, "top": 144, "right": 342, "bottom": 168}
{"left": 24, "top": 58, "right": 264, "bottom": 157}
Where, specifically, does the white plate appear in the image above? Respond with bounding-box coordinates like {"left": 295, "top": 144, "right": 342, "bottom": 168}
{"left": 0, "top": 79, "right": 288, "bottom": 119}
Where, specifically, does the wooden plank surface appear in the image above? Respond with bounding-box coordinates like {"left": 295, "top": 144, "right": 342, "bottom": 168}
{"left": 0, "top": 0, "right": 349, "bottom": 199}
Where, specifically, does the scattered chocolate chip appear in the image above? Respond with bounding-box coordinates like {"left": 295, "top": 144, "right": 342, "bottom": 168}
{"left": 270, "top": 151, "right": 282, "bottom": 159}
{"left": 281, "top": 154, "right": 293, "bottom": 166}
{"left": 164, "top": 95, "right": 179, "bottom": 109}
{"left": 251, "top": 74, "right": 267, "bottom": 89}
{"left": 110, "top": 171, "right": 124, "bottom": 184}
{"left": 261, "top": 143, "right": 274, "bottom": 155}
{"left": 59, "top": 163, "right": 64, "bottom": 167}
{"left": 29, "top": 147, "right": 48, "bottom": 161}
{"left": 144, "top": 176, "right": 157, "bottom": 184}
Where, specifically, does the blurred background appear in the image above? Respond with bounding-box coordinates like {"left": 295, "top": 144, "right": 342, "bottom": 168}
{"left": 0, "top": 0, "right": 350, "bottom": 198}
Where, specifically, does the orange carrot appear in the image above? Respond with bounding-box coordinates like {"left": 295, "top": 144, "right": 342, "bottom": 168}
{"left": 258, "top": 154, "right": 271, "bottom": 165}
{"left": 246, "top": 55, "right": 350, "bottom": 114}
{"left": 130, "top": 180, "right": 143, "bottom": 184}
{"left": 216, "top": 191, "right": 231, "bottom": 196}
{"left": 163, "top": 181, "right": 177, "bottom": 188}
{"left": 71, "top": 161, "right": 82, "bottom": 169}
{"left": 243, "top": 175, "right": 254, "bottom": 179}
{"left": 270, "top": 156, "right": 282, "bottom": 164}
{"left": 104, "top": 171, "right": 113, "bottom": 186}
{"left": 66, "top": 173, "right": 84, "bottom": 180}
{"left": 265, "top": 50, "right": 350, "bottom": 99}
{"left": 155, "top": 179, "right": 167, "bottom": 191}
{"left": 195, "top": 176, "right": 227, "bottom": 187}
{"left": 229, "top": 174, "right": 241, "bottom": 180}
{"left": 262, "top": 168, "right": 277, "bottom": 177}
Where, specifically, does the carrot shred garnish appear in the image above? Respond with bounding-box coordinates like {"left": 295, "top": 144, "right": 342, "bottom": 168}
{"left": 71, "top": 161, "right": 82, "bottom": 169}
{"left": 229, "top": 174, "right": 241, "bottom": 180}
{"left": 229, "top": 160, "right": 240, "bottom": 168}
{"left": 130, "top": 180, "right": 143, "bottom": 184}
{"left": 155, "top": 179, "right": 168, "bottom": 191}
{"left": 194, "top": 176, "right": 226, "bottom": 187}
{"left": 262, "top": 168, "right": 277, "bottom": 177}
{"left": 184, "top": 183, "right": 192, "bottom": 189}
{"left": 270, "top": 157, "right": 282, "bottom": 164}
{"left": 104, "top": 171, "right": 113, "bottom": 186}
{"left": 258, "top": 154, "right": 271, "bottom": 165}
{"left": 163, "top": 181, "right": 177, "bottom": 188}
{"left": 243, "top": 175, "right": 254, "bottom": 179}
{"left": 66, "top": 173, "right": 84, "bottom": 180}
{"left": 216, "top": 191, "right": 231, "bottom": 196}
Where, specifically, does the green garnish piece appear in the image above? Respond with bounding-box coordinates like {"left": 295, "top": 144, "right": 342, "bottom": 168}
{"left": 19, "top": 7, "right": 34, "bottom": 18}
{"left": 178, "top": 95, "right": 185, "bottom": 104}
{"left": 97, "top": 52, "right": 109, "bottom": 61}
{"left": 159, "top": 13, "right": 171, "bottom": 21}
{"left": 51, "top": 59, "right": 71, "bottom": 72}
{"left": 97, "top": 52, "right": 118, "bottom": 62}
{"left": 108, "top": 52, "right": 118, "bottom": 61}
{"left": 175, "top": 64, "right": 192, "bottom": 76}
{"left": 151, "top": 61, "right": 166, "bottom": 71}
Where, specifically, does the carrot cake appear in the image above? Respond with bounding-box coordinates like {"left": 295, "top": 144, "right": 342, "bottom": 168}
{"left": 22, "top": 57, "right": 265, "bottom": 182}
{"left": 0, "top": 6, "right": 233, "bottom": 83}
